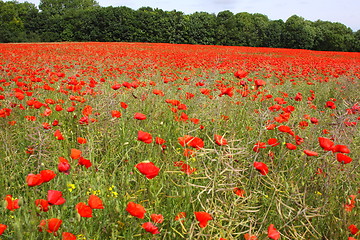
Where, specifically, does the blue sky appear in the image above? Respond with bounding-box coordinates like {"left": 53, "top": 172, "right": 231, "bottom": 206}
{"left": 20, "top": 0, "right": 360, "bottom": 31}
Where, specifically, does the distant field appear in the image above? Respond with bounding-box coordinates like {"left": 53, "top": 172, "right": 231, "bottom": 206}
{"left": 0, "top": 42, "right": 359, "bottom": 240}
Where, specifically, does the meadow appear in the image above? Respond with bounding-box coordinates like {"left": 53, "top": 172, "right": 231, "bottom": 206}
{"left": 0, "top": 42, "right": 359, "bottom": 240}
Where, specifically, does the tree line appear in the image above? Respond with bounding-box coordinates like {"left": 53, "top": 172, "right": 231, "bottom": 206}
{"left": 1, "top": 0, "right": 360, "bottom": 51}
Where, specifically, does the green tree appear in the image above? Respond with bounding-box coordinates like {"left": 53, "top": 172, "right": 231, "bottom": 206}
{"left": 313, "top": 20, "right": 355, "bottom": 51}
{"left": 185, "top": 12, "right": 216, "bottom": 45}
{"left": 17, "top": 2, "right": 41, "bottom": 41}
{"left": 263, "top": 19, "right": 285, "bottom": 48}
{"left": 283, "top": 15, "right": 316, "bottom": 49}
{"left": 39, "top": 0, "right": 99, "bottom": 15}
{"left": 354, "top": 30, "right": 360, "bottom": 52}
{"left": 215, "top": 10, "right": 235, "bottom": 45}
{"left": 0, "top": 0, "right": 26, "bottom": 42}
{"left": 252, "top": 13, "right": 270, "bottom": 46}
{"left": 231, "top": 12, "right": 269, "bottom": 47}
{"left": 88, "top": 6, "right": 138, "bottom": 42}
{"left": 38, "top": 0, "right": 99, "bottom": 41}
{"left": 166, "top": 10, "right": 187, "bottom": 44}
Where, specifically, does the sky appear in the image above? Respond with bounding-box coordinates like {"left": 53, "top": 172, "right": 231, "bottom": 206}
{"left": 19, "top": 0, "right": 360, "bottom": 31}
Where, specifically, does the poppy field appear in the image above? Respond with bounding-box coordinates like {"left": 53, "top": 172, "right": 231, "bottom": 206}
{"left": 0, "top": 42, "right": 359, "bottom": 240}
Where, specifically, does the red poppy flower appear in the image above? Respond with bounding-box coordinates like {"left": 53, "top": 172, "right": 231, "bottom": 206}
{"left": 318, "top": 137, "right": 334, "bottom": 151}
{"left": 5, "top": 195, "right": 20, "bottom": 211}
{"left": 0, "top": 224, "right": 7, "bottom": 236}
{"left": 26, "top": 147, "right": 34, "bottom": 154}
{"left": 137, "top": 131, "right": 152, "bottom": 144}
{"left": 199, "top": 88, "right": 211, "bottom": 95}
{"left": 214, "top": 134, "right": 228, "bottom": 146}
{"left": 126, "top": 202, "right": 146, "bottom": 219}
{"left": 322, "top": 129, "right": 330, "bottom": 134}
{"left": 348, "top": 237, "right": 358, "bottom": 240}
{"left": 233, "top": 187, "right": 245, "bottom": 197}
{"left": 336, "top": 153, "right": 352, "bottom": 164}
{"left": 111, "top": 110, "right": 122, "bottom": 118}
{"left": 142, "top": 222, "right": 160, "bottom": 234}
{"left": 78, "top": 116, "right": 90, "bottom": 125}
{"left": 153, "top": 89, "right": 164, "bottom": 96}
{"left": 219, "top": 87, "right": 234, "bottom": 97}
{"left": 8, "top": 120, "right": 16, "bottom": 125}
{"left": 54, "top": 129, "right": 64, "bottom": 140}
{"left": 33, "top": 101, "right": 43, "bottom": 109}
{"left": 234, "top": 70, "right": 248, "bottom": 79}
{"left": 120, "top": 102, "right": 128, "bottom": 109}
{"left": 151, "top": 214, "right": 164, "bottom": 224}
{"left": 67, "top": 107, "right": 75, "bottom": 112}
{"left": 345, "top": 195, "right": 356, "bottom": 212}
{"left": 40, "top": 170, "right": 56, "bottom": 182}
{"left": 174, "top": 161, "right": 196, "bottom": 175}
{"left": 77, "top": 137, "right": 87, "bottom": 144}
{"left": 303, "top": 150, "right": 319, "bottom": 156}
{"left": 155, "top": 137, "right": 166, "bottom": 145}
{"left": 135, "top": 161, "right": 160, "bottom": 179}
{"left": 268, "top": 138, "right": 280, "bottom": 147}
{"left": 70, "top": 148, "right": 82, "bottom": 160}
{"left": 88, "top": 195, "right": 104, "bottom": 209}
{"left": 298, "top": 120, "right": 309, "bottom": 129}
{"left": 344, "top": 121, "right": 357, "bottom": 126}
{"left": 47, "top": 190, "right": 66, "bottom": 205}
{"left": 58, "top": 160, "right": 71, "bottom": 175}
{"left": 134, "top": 112, "right": 147, "bottom": 120}
{"left": 177, "top": 111, "right": 188, "bottom": 122}
{"left": 244, "top": 233, "right": 258, "bottom": 240}
{"left": 35, "top": 199, "right": 50, "bottom": 212}
{"left": 43, "top": 108, "right": 52, "bottom": 117}
{"left": 295, "top": 135, "right": 304, "bottom": 145}
{"left": 186, "top": 92, "right": 195, "bottom": 99}
{"left": 78, "top": 157, "right": 92, "bottom": 168}
{"left": 268, "top": 224, "right": 280, "bottom": 240}
{"left": 62, "top": 232, "right": 77, "bottom": 240}
{"left": 253, "top": 142, "right": 266, "bottom": 152}
{"left": 26, "top": 173, "right": 44, "bottom": 187}
{"left": 82, "top": 105, "right": 92, "bottom": 116}
{"left": 349, "top": 224, "right": 359, "bottom": 235}
{"left": 38, "top": 218, "right": 62, "bottom": 234}
{"left": 178, "top": 103, "right": 187, "bottom": 110}
{"left": 254, "top": 79, "right": 266, "bottom": 89}
{"left": 294, "top": 92, "right": 303, "bottom": 101}
{"left": 186, "top": 136, "right": 204, "bottom": 149}
{"left": 278, "top": 125, "right": 292, "bottom": 133}
{"left": 190, "top": 118, "right": 200, "bottom": 124}
{"left": 112, "top": 84, "right": 121, "bottom": 90}
{"left": 332, "top": 144, "right": 350, "bottom": 153}
{"left": 76, "top": 202, "right": 93, "bottom": 217}
{"left": 310, "top": 117, "right": 319, "bottom": 124}
{"left": 122, "top": 81, "right": 132, "bottom": 88}
{"left": 285, "top": 143, "right": 297, "bottom": 150}
{"left": 325, "top": 101, "right": 336, "bottom": 109}
{"left": 55, "top": 105, "right": 63, "bottom": 111}
{"left": 42, "top": 122, "right": 51, "bottom": 129}
{"left": 52, "top": 120, "right": 59, "bottom": 126}
{"left": 194, "top": 211, "right": 212, "bottom": 228}
{"left": 178, "top": 135, "right": 193, "bottom": 147}
{"left": 253, "top": 162, "right": 269, "bottom": 175}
